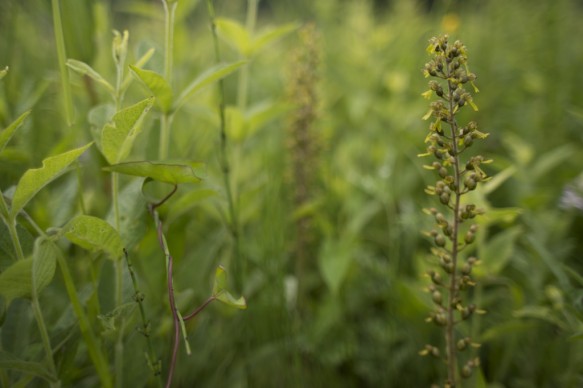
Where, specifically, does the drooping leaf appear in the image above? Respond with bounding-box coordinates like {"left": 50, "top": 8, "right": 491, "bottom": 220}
{"left": 66, "top": 59, "right": 115, "bottom": 95}
{"left": 104, "top": 161, "right": 204, "bottom": 184}
{"left": 0, "top": 350, "right": 58, "bottom": 383}
{"left": 251, "top": 23, "right": 299, "bottom": 55}
{"left": 0, "top": 259, "right": 33, "bottom": 304}
{"left": 212, "top": 266, "right": 247, "bottom": 309}
{"left": 10, "top": 143, "right": 93, "bottom": 218}
{"left": 0, "top": 110, "right": 30, "bottom": 154}
{"left": 102, "top": 97, "right": 154, "bottom": 164}
{"left": 130, "top": 65, "right": 173, "bottom": 113}
{"left": 215, "top": 18, "right": 251, "bottom": 56}
{"left": 174, "top": 61, "right": 246, "bottom": 110}
{"left": 63, "top": 215, "right": 124, "bottom": 260}
{"left": 32, "top": 238, "right": 58, "bottom": 296}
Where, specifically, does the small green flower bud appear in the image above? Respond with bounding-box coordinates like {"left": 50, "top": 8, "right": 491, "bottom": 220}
{"left": 461, "top": 262, "right": 472, "bottom": 275}
{"left": 435, "top": 212, "right": 447, "bottom": 224}
{"left": 469, "top": 224, "right": 478, "bottom": 233}
{"left": 432, "top": 291, "right": 443, "bottom": 305}
{"left": 464, "top": 134, "right": 473, "bottom": 147}
{"left": 435, "top": 234, "right": 446, "bottom": 247}
{"left": 439, "top": 192, "right": 450, "bottom": 205}
{"left": 464, "top": 177, "right": 477, "bottom": 190}
{"left": 439, "top": 166, "right": 448, "bottom": 178}
{"left": 457, "top": 338, "right": 468, "bottom": 351}
{"left": 464, "top": 231, "right": 475, "bottom": 244}
{"left": 461, "top": 365, "right": 472, "bottom": 378}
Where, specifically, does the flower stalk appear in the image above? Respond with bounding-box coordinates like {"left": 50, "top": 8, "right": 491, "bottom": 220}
{"left": 419, "top": 35, "right": 488, "bottom": 387}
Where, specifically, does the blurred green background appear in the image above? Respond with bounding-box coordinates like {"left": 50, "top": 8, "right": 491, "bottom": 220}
{"left": 1, "top": 0, "right": 583, "bottom": 386}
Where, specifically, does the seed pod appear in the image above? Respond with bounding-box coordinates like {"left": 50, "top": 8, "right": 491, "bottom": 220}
{"left": 432, "top": 291, "right": 443, "bottom": 305}
{"left": 464, "top": 177, "right": 477, "bottom": 190}
{"left": 435, "top": 234, "right": 446, "bottom": 247}
{"left": 461, "top": 262, "right": 472, "bottom": 275}
{"left": 439, "top": 166, "right": 448, "bottom": 178}
{"left": 461, "top": 365, "right": 472, "bottom": 378}
{"left": 464, "top": 232, "right": 475, "bottom": 244}
{"left": 464, "top": 134, "right": 473, "bottom": 147}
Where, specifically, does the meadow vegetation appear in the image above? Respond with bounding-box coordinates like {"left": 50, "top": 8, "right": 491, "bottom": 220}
{"left": 1, "top": 0, "right": 583, "bottom": 386}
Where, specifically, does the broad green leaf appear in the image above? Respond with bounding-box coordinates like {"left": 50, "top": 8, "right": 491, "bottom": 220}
{"left": 10, "top": 143, "right": 93, "bottom": 218}
{"left": 66, "top": 59, "right": 115, "bottom": 95}
{"left": 114, "top": 180, "right": 148, "bottom": 248}
{"left": 104, "top": 161, "right": 204, "bottom": 184}
{"left": 251, "top": 23, "right": 299, "bottom": 55}
{"left": 0, "top": 110, "right": 30, "bottom": 154}
{"left": 0, "top": 350, "right": 58, "bottom": 383}
{"left": 88, "top": 103, "right": 115, "bottom": 152}
{"left": 32, "top": 238, "right": 58, "bottom": 296}
{"left": 63, "top": 215, "right": 124, "bottom": 260}
{"left": 215, "top": 18, "right": 251, "bottom": 56}
{"left": 318, "top": 237, "right": 355, "bottom": 295}
{"left": 0, "top": 66, "right": 7, "bottom": 80}
{"left": 531, "top": 144, "right": 575, "bottom": 181}
{"left": 174, "top": 61, "right": 246, "bottom": 110}
{"left": 475, "top": 227, "right": 521, "bottom": 277}
{"left": 130, "top": 65, "right": 173, "bottom": 113}
{"left": 0, "top": 258, "right": 33, "bottom": 304}
{"left": 212, "top": 266, "right": 247, "bottom": 309}
{"left": 102, "top": 97, "right": 154, "bottom": 164}
{"left": 481, "top": 166, "right": 516, "bottom": 195}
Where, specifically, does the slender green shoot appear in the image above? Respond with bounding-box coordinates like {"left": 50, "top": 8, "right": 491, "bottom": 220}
{"left": 51, "top": 0, "right": 74, "bottom": 125}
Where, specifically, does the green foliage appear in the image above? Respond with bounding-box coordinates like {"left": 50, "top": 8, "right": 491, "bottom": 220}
{"left": 1, "top": 0, "right": 583, "bottom": 387}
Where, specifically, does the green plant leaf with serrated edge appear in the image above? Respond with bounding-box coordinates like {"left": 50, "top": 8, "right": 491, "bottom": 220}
{"left": 102, "top": 97, "right": 154, "bottom": 164}
{"left": 212, "top": 266, "right": 246, "bottom": 309}
{"left": 0, "top": 350, "right": 58, "bottom": 384}
{"left": 10, "top": 143, "right": 93, "bottom": 218}
{"left": 174, "top": 61, "right": 246, "bottom": 111}
{"left": 66, "top": 59, "right": 115, "bottom": 96}
{"left": 63, "top": 215, "right": 124, "bottom": 260}
{"left": 0, "top": 110, "right": 30, "bottom": 154}
{"left": 104, "top": 161, "right": 203, "bottom": 184}
{"left": 130, "top": 65, "right": 173, "bottom": 113}
{"left": 250, "top": 23, "right": 298, "bottom": 56}
{"left": 32, "top": 238, "right": 58, "bottom": 296}
{"left": 0, "top": 259, "right": 32, "bottom": 303}
{"left": 215, "top": 18, "right": 251, "bottom": 56}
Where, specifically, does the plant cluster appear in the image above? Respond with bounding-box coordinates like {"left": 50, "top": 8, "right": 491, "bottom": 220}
{"left": 419, "top": 35, "right": 488, "bottom": 387}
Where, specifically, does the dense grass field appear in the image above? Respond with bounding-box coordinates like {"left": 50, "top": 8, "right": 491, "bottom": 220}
{"left": 1, "top": 0, "right": 583, "bottom": 387}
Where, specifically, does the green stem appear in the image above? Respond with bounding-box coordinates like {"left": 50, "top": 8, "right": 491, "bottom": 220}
{"left": 51, "top": 0, "right": 74, "bottom": 125}
{"left": 6, "top": 217, "right": 25, "bottom": 261}
{"left": 237, "top": 0, "right": 259, "bottom": 109}
{"left": 30, "top": 296, "right": 59, "bottom": 387}
{"left": 55, "top": 245, "right": 113, "bottom": 388}
{"left": 446, "top": 77, "right": 461, "bottom": 387}
{"left": 159, "top": 0, "right": 177, "bottom": 160}
{"left": 206, "top": 0, "right": 243, "bottom": 291}
{"left": 124, "top": 249, "right": 163, "bottom": 384}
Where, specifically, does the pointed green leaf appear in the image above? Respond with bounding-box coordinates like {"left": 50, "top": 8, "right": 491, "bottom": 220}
{"left": 63, "top": 215, "right": 124, "bottom": 260}
{"left": 0, "top": 258, "right": 33, "bottom": 304}
{"left": 174, "top": 61, "right": 246, "bottom": 111}
{"left": 66, "top": 59, "right": 115, "bottom": 95}
{"left": 0, "top": 110, "right": 30, "bottom": 154}
{"left": 10, "top": 143, "right": 93, "bottom": 218}
{"left": 0, "top": 350, "right": 58, "bottom": 383}
{"left": 130, "top": 65, "right": 173, "bottom": 113}
{"left": 103, "top": 161, "right": 203, "bottom": 184}
{"left": 32, "top": 238, "right": 58, "bottom": 296}
{"left": 215, "top": 18, "right": 251, "bottom": 56}
{"left": 212, "top": 266, "right": 247, "bottom": 309}
{"left": 102, "top": 97, "right": 154, "bottom": 164}
{"left": 121, "top": 48, "right": 156, "bottom": 92}
{"left": 251, "top": 23, "right": 299, "bottom": 56}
